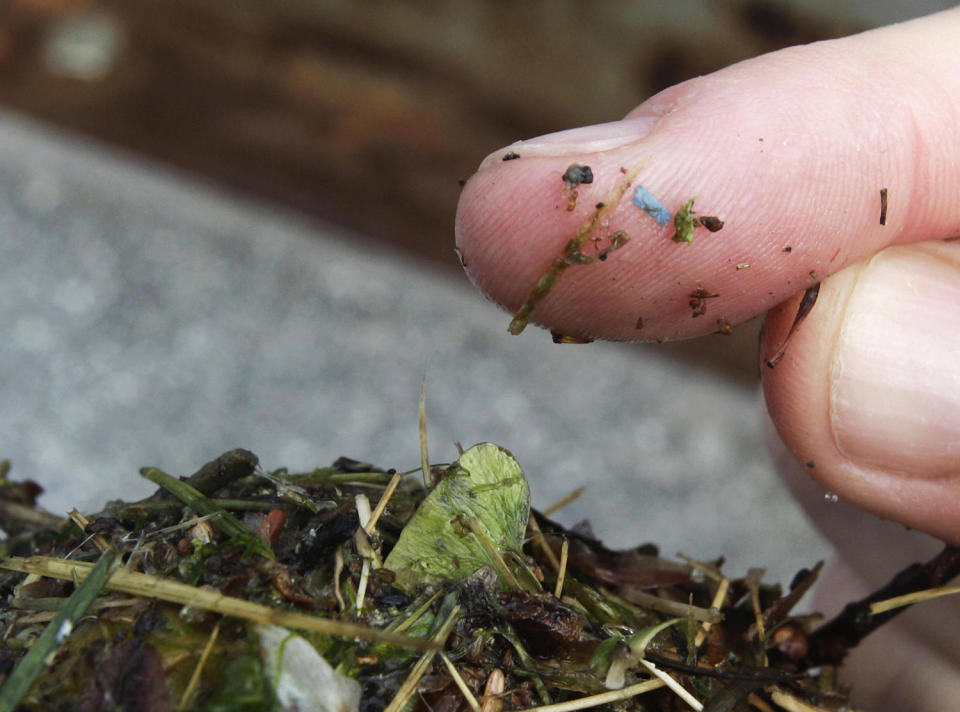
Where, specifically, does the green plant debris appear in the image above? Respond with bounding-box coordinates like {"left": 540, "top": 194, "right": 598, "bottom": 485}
{"left": 672, "top": 197, "right": 724, "bottom": 244}
{"left": 509, "top": 162, "right": 647, "bottom": 335}
{"left": 672, "top": 197, "right": 699, "bottom": 244}
{"left": 0, "top": 548, "right": 117, "bottom": 712}
{"left": 1, "top": 443, "right": 937, "bottom": 710}
{"left": 384, "top": 443, "right": 531, "bottom": 592}
{"left": 141, "top": 466, "right": 275, "bottom": 560}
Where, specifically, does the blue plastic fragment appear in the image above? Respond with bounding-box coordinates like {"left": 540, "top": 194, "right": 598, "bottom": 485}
{"left": 632, "top": 185, "right": 672, "bottom": 227}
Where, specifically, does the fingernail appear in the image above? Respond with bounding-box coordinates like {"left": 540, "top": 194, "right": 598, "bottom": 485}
{"left": 830, "top": 246, "right": 960, "bottom": 477}
{"left": 478, "top": 116, "right": 659, "bottom": 170}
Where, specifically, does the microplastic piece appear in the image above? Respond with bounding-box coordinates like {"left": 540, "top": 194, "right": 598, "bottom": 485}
{"left": 631, "top": 185, "right": 671, "bottom": 227}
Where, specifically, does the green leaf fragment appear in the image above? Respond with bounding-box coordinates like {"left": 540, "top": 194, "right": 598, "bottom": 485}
{"left": 672, "top": 197, "right": 699, "bottom": 244}
{"left": 384, "top": 443, "right": 530, "bottom": 592}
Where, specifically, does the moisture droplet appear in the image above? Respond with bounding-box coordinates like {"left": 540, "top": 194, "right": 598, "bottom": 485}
{"left": 824, "top": 492, "right": 839, "bottom": 504}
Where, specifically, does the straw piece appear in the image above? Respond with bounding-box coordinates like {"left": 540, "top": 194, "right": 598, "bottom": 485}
{"left": 0, "top": 556, "right": 437, "bottom": 651}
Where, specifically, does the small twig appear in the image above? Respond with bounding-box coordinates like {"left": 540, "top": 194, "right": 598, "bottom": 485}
{"left": 0, "top": 556, "right": 438, "bottom": 651}
{"left": 461, "top": 517, "right": 527, "bottom": 592}
{"left": 643, "top": 652, "right": 807, "bottom": 683}
{"left": 554, "top": 538, "right": 569, "bottom": 598}
{"left": 419, "top": 375, "right": 430, "bottom": 488}
{"left": 367, "top": 470, "right": 403, "bottom": 533}
{"left": 602, "top": 587, "right": 722, "bottom": 624}
{"left": 333, "top": 545, "right": 346, "bottom": 613}
{"left": 640, "top": 659, "right": 703, "bottom": 711}
{"left": 676, "top": 554, "right": 726, "bottom": 583}
{"left": 513, "top": 678, "right": 664, "bottom": 711}
{"left": 695, "top": 576, "right": 730, "bottom": 648}
{"left": 387, "top": 591, "right": 443, "bottom": 634}
{"left": 384, "top": 605, "right": 460, "bottom": 712}
{"left": 178, "top": 619, "right": 220, "bottom": 711}
{"left": 870, "top": 583, "right": 960, "bottom": 615}
{"left": 745, "top": 568, "right": 766, "bottom": 648}
{"left": 528, "top": 514, "right": 561, "bottom": 572}
{"left": 353, "top": 494, "right": 378, "bottom": 613}
{"left": 440, "top": 652, "right": 481, "bottom": 712}
{"left": 542, "top": 487, "right": 585, "bottom": 518}
{"left": 805, "top": 543, "right": 960, "bottom": 666}
{"left": 68, "top": 510, "right": 110, "bottom": 552}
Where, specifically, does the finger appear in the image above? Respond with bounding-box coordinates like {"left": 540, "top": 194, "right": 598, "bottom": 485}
{"left": 762, "top": 240, "right": 960, "bottom": 543}
{"left": 455, "top": 9, "right": 960, "bottom": 342}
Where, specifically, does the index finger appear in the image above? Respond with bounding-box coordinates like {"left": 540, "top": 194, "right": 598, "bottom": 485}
{"left": 455, "top": 9, "right": 960, "bottom": 342}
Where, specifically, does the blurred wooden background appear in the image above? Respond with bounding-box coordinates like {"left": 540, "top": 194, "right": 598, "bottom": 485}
{"left": 0, "top": 0, "right": 861, "bottom": 379}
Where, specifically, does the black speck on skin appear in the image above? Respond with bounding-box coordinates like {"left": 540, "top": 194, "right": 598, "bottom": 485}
{"left": 783, "top": 246, "right": 792, "bottom": 253}
{"left": 503, "top": 151, "right": 520, "bottom": 161}
{"left": 806, "top": 460, "right": 815, "bottom": 468}
{"left": 562, "top": 164, "right": 593, "bottom": 188}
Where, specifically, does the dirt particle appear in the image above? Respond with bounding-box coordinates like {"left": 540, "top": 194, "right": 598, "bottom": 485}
{"left": 561, "top": 165, "right": 593, "bottom": 211}
{"left": 562, "top": 164, "right": 594, "bottom": 188}
{"left": 806, "top": 460, "right": 815, "bottom": 468}
{"left": 503, "top": 151, "right": 520, "bottom": 161}
{"left": 688, "top": 286, "right": 719, "bottom": 318}
{"left": 880, "top": 187, "right": 888, "bottom": 225}
{"left": 736, "top": 263, "right": 750, "bottom": 270}
{"left": 551, "top": 331, "right": 593, "bottom": 344}
{"left": 699, "top": 216, "right": 725, "bottom": 232}
{"left": 809, "top": 270, "right": 818, "bottom": 280}
{"left": 635, "top": 315, "right": 644, "bottom": 330}
{"left": 716, "top": 317, "right": 733, "bottom": 335}
{"left": 783, "top": 246, "right": 792, "bottom": 253}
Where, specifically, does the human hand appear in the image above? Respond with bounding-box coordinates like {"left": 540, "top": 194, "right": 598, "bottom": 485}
{"left": 455, "top": 8, "right": 960, "bottom": 709}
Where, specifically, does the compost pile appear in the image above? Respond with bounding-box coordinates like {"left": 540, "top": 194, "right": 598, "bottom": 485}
{"left": 0, "top": 445, "right": 910, "bottom": 712}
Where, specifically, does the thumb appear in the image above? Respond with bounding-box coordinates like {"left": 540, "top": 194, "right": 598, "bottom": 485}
{"left": 455, "top": 8, "right": 960, "bottom": 342}
{"left": 763, "top": 240, "right": 960, "bottom": 544}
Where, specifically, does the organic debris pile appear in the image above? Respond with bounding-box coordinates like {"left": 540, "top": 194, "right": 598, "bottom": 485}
{"left": 0, "top": 448, "right": 957, "bottom": 711}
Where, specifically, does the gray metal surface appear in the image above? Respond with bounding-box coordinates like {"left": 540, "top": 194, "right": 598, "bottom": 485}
{"left": 0, "top": 111, "right": 829, "bottom": 583}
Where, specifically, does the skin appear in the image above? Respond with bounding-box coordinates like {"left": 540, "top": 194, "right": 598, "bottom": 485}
{"left": 456, "top": 8, "right": 960, "bottom": 710}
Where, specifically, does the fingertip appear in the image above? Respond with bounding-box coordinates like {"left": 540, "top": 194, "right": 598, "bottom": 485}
{"left": 457, "top": 10, "right": 960, "bottom": 343}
